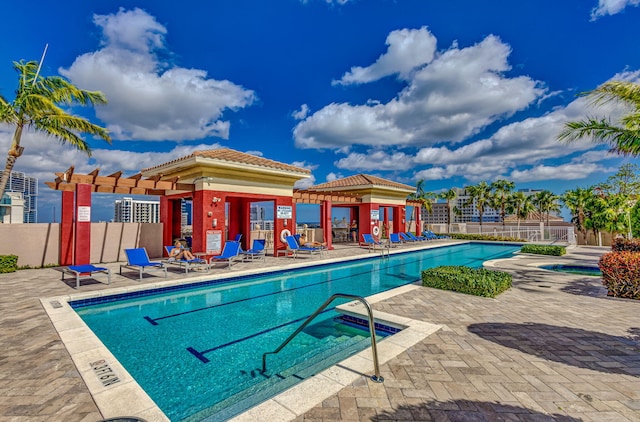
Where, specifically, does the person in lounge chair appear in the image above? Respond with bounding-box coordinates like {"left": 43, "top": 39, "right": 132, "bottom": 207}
{"left": 169, "top": 239, "right": 195, "bottom": 260}
{"left": 299, "top": 233, "right": 327, "bottom": 248}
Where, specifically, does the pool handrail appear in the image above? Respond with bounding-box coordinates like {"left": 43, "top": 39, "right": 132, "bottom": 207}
{"left": 261, "top": 293, "right": 384, "bottom": 383}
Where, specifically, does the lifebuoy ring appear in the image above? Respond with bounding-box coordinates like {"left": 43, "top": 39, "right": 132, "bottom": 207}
{"left": 280, "top": 229, "right": 292, "bottom": 242}
{"left": 372, "top": 226, "right": 380, "bottom": 236}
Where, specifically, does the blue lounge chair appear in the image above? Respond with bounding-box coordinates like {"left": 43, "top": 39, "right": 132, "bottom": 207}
{"left": 120, "top": 248, "right": 167, "bottom": 280}
{"left": 399, "top": 232, "right": 417, "bottom": 242}
{"left": 361, "top": 233, "right": 384, "bottom": 252}
{"left": 405, "top": 232, "right": 427, "bottom": 242}
{"left": 423, "top": 230, "right": 448, "bottom": 240}
{"left": 389, "top": 233, "right": 403, "bottom": 246}
{"left": 209, "top": 241, "right": 242, "bottom": 269}
{"left": 243, "top": 239, "right": 266, "bottom": 261}
{"left": 61, "top": 264, "right": 111, "bottom": 288}
{"left": 285, "top": 235, "right": 324, "bottom": 258}
{"left": 164, "top": 245, "right": 209, "bottom": 273}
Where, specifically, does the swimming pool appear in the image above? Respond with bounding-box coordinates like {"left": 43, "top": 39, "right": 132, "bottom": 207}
{"left": 71, "top": 242, "right": 520, "bottom": 421}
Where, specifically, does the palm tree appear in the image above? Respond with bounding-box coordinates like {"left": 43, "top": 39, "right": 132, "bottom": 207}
{"left": 0, "top": 60, "right": 111, "bottom": 199}
{"left": 490, "top": 179, "right": 515, "bottom": 230}
{"left": 439, "top": 188, "right": 458, "bottom": 234}
{"left": 561, "top": 187, "right": 593, "bottom": 242}
{"left": 408, "top": 179, "right": 434, "bottom": 233}
{"left": 464, "top": 181, "right": 492, "bottom": 234}
{"left": 507, "top": 191, "right": 534, "bottom": 239}
{"left": 558, "top": 80, "right": 640, "bottom": 156}
{"left": 533, "top": 190, "right": 561, "bottom": 237}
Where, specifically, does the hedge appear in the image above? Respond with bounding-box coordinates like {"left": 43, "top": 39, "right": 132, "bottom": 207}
{"left": 611, "top": 238, "right": 640, "bottom": 252}
{"left": 599, "top": 251, "right": 640, "bottom": 300}
{"left": 421, "top": 266, "right": 512, "bottom": 298}
{"left": 520, "top": 244, "right": 566, "bottom": 256}
{"left": 0, "top": 255, "right": 18, "bottom": 273}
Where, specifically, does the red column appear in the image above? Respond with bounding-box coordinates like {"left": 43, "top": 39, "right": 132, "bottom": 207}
{"left": 392, "top": 206, "right": 403, "bottom": 235}
{"left": 274, "top": 196, "right": 294, "bottom": 255}
{"left": 160, "top": 196, "right": 172, "bottom": 252}
{"left": 60, "top": 190, "right": 74, "bottom": 266}
{"left": 74, "top": 184, "right": 91, "bottom": 265}
{"left": 322, "top": 200, "right": 333, "bottom": 250}
{"left": 415, "top": 205, "right": 422, "bottom": 236}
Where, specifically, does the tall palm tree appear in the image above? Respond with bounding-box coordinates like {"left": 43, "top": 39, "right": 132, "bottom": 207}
{"left": 464, "top": 181, "right": 492, "bottom": 234}
{"left": 507, "top": 191, "right": 534, "bottom": 239}
{"left": 439, "top": 188, "right": 458, "bottom": 233}
{"left": 533, "top": 190, "right": 561, "bottom": 228}
{"left": 408, "top": 179, "right": 434, "bottom": 233}
{"left": 561, "top": 187, "right": 593, "bottom": 242}
{"left": 558, "top": 80, "right": 640, "bottom": 156}
{"left": 490, "top": 179, "right": 515, "bottom": 230}
{"left": 0, "top": 60, "right": 111, "bottom": 199}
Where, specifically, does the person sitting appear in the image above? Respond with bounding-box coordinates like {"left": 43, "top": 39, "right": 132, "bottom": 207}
{"left": 299, "top": 233, "right": 327, "bottom": 248}
{"left": 169, "top": 239, "right": 195, "bottom": 260}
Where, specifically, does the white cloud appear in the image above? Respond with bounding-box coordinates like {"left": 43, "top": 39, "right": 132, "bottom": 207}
{"left": 510, "top": 163, "right": 610, "bottom": 182}
{"left": 294, "top": 31, "right": 546, "bottom": 149}
{"left": 591, "top": 0, "right": 640, "bottom": 19}
{"left": 325, "top": 172, "right": 341, "bottom": 182}
{"left": 292, "top": 104, "right": 310, "bottom": 120}
{"left": 333, "top": 27, "right": 437, "bottom": 85}
{"left": 329, "top": 69, "right": 640, "bottom": 184}
{"left": 335, "top": 150, "right": 413, "bottom": 171}
{"left": 60, "top": 8, "right": 256, "bottom": 142}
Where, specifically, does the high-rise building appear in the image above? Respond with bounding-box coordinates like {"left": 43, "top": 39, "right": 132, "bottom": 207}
{"left": 114, "top": 197, "right": 160, "bottom": 223}
{"left": 3, "top": 171, "right": 38, "bottom": 223}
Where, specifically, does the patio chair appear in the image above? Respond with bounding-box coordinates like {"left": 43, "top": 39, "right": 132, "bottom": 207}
{"left": 61, "top": 264, "right": 111, "bottom": 288}
{"left": 389, "top": 233, "right": 404, "bottom": 246}
{"left": 361, "top": 233, "right": 384, "bottom": 252}
{"left": 399, "top": 232, "right": 417, "bottom": 242}
{"left": 285, "top": 235, "right": 324, "bottom": 258}
{"left": 209, "top": 241, "right": 242, "bottom": 269}
{"left": 405, "top": 232, "right": 427, "bottom": 242}
{"left": 164, "top": 245, "right": 209, "bottom": 274}
{"left": 423, "top": 230, "right": 448, "bottom": 239}
{"left": 120, "top": 248, "right": 167, "bottom": 280}
{"left": 243, "top": 239, "right": 266, "bottom": 261}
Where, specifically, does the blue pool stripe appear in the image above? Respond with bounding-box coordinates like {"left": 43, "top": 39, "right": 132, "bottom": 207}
{"left": 143, "top": 263, "right": 415, "bottom": 325}
{"left": 187, "top": 308, "right": 334, "bottom": 363}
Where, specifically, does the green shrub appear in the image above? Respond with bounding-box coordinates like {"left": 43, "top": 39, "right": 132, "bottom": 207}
{"left": 599, "top": 251, "right": 640, "bottom": 300}
{"left": 611, "top": 238, "right": 640, "bottom": 252}
{"left": 0, "top": 255, "right": 18, "bottom": 273}
{"left": 520, "top": 244, "right": 566, "bottom": 256}
{"left": 421, "top": 266, "right": 512, "bottom": 298}
{"left": 446, "top": 233, "right": 524, "bottom": 242}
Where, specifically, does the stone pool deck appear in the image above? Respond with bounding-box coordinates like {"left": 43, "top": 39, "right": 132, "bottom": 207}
{"left": 1, "top": 243, "right": 638, "bottom": 421}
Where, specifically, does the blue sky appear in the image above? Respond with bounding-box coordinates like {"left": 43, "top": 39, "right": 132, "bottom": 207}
{"left": 1, "top": 0, "right": 640, "bottom": 223}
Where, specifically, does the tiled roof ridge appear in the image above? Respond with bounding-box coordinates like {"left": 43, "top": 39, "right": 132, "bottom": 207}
{"left": 141, "top": 148, "right": 310, "bottom": 174}
{"left": 308, "top": 173, "right": 414, "bottom": 191}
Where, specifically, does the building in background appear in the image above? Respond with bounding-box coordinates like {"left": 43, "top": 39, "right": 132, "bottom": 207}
{"left": 421, "top": 187, "right": 546, "bottom": 225}
{"left": 0, "top": 192, "right": 25, "bottom": 224}
{"left": 2, "top": 171, "right": 38, "bottom": 223}
{"left": 114, "top": 197, "right": 160, "bottom": 223}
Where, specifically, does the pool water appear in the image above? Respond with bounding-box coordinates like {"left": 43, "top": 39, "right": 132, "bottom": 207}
{"left": 540, "top": 264, "right": 602, "bottom": 276}
{"left": 72, "top": 242, "right": 519, "bottom": 421}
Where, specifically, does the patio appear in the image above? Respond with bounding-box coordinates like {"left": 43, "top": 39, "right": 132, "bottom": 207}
{"left": 0, "top": 243, "right": 638, "bottom": 421}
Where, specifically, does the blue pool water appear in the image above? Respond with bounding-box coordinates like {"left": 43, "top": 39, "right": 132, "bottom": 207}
{"left": 72, "top": 242, "right": 519, "bottom": 421}
{"left": 540, "top": 264, "right": 602, "bottom": 276}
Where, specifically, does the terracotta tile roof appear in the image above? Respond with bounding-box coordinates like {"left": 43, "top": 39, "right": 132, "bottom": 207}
{"left": 141, "top": 148, "right": 311, "bottom": 175}
{"left": 308, "top": 174, "right": 414, "bottom": 192}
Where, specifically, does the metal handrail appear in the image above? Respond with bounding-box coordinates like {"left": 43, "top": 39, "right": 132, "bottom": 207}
{"left": 261, "top": 293, "right": 384, "bottom": 383}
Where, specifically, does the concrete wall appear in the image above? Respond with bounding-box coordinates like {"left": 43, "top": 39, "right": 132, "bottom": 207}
{"left": 0, "top": 223, "right": 163, "bottom": 268}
